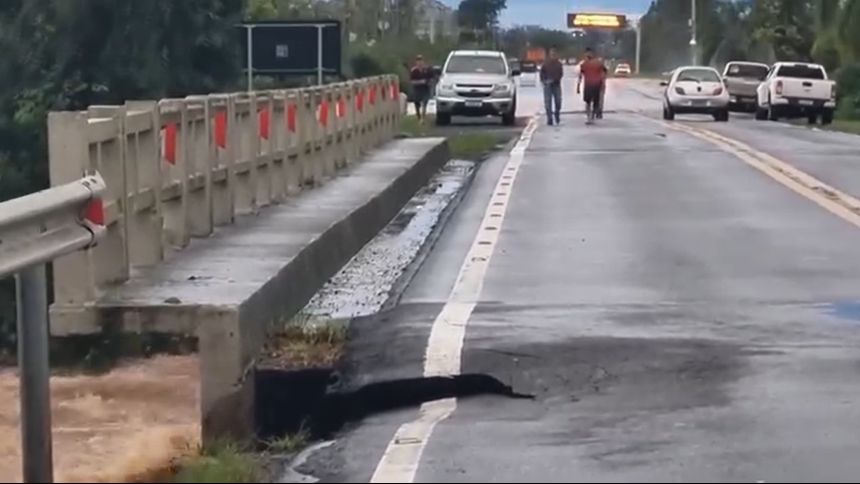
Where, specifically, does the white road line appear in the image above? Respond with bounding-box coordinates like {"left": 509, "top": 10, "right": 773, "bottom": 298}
{"left": 369, "top": 118, "right": 539, "bottom": 483}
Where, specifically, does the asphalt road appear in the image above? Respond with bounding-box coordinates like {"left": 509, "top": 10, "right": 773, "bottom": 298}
{"left": 301, "top": 78, "right": 860, "bottom": 483}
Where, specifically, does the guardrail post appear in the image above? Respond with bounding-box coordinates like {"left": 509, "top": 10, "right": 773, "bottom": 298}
{"left": 269, "top": 91, "right": 288, "bottom": 204}
{"left": 211, "top": 95, "right": 236, "bottom": 226}
{"left": 125, "top": 101, "right": 165, "bottom": 267}
{"left": 186, "top": 96, "right": 215, "bottom": 238}
{"left": 283, "top": 91, "right": 301, "bottom": 196}
{"left": 160, "top": 100, "right": 191, "bottom": 251}
{"left": 298, "top": 89, "right": 315, "bottom": 188}
{"left": 16, "top": 264, "right": 53, "bottom": 484}
{"left": 48, "top": 112, "right": 101, "bottom": 320}
{"left": 234, "top": 93, "right": 256, "bottom": 214}
{"left": 253, "top": 93, "right": 272, "bottom": 209}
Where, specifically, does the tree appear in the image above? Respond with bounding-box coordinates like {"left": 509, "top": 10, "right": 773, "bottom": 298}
{"left": 457, "top": 0, "right": 506, "bottom": 44}
{"left": 0, "top": 0, "right": 244, "bottom": 353}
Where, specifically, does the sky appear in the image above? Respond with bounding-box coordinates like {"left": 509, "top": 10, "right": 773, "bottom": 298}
{"left": 441, "top": 0, "right": 654, "bottom": 29}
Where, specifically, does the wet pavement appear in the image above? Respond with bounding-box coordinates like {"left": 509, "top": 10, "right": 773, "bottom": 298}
{"left": 296, "top": 79, "right": 860, "bottom": 482}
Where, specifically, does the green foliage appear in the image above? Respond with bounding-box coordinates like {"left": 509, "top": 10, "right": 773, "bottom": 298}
{"left": 0, "top": 0, "right": 244, "bottom": 355}
{"left": 175, "top": 441, "right": 262, "bottom": 483}
{"left": 836, "top": 63, "right": 860, "bottom": 120}
{"left": 457, "top": 0, "right": 506, "bottom": 44}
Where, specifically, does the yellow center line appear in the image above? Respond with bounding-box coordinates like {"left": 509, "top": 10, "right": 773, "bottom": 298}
{"left": 654, "top": 118, "right": 860, "bottom": 229}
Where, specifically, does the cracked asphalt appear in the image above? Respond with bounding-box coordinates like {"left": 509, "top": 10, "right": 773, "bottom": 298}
{"left": 299, "top": 77, "right": 860, "bottom": 483}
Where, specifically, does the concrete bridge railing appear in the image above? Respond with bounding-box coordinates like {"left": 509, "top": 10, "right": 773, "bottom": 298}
{"left": 48, "top": 75, "right": 402, "bottom": 332}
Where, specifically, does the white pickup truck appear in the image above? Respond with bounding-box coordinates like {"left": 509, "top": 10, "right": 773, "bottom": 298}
{"left": 755, "top": 62, "right": 836, "bottom": 124}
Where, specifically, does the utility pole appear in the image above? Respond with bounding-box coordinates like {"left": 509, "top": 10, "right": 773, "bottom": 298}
{"left": 635, "top": 17, "right": 642, "bottom": 74}
{"left": 690, "top": 0, "right": 698, "bottom": 65}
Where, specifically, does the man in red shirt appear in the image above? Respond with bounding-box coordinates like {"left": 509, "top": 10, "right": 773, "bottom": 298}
{"left": 576, "top": 48, "right": 607, "bottom": 124}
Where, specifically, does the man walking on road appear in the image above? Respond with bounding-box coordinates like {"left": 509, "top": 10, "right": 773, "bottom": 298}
{"left": 540, "top": 48, "right": 564, "bottom": 126}
{"left": 577, "top": 47, "right": 607, "bottom": 125}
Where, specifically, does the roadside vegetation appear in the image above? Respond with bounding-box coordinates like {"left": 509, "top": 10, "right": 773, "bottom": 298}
{"left": 640, "top": 0, "right": 860, "bottom": 133}
{"left": 262, "top": 314, "right": 348, "bottom": 370}
{"left": 400, "top": 116, "right": 507, "bottom": 161}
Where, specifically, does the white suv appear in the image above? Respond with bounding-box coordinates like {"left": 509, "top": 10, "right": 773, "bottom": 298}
{"left": 435, "top": 50, "right": 520, "bottom": 126}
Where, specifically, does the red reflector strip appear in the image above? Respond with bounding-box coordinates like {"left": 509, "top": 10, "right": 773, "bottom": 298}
{"left": 84, "top": 198, "right": 105, "bottom": 226}
{"left": 319, "top": 101, "right": 330, "bottom": 127}
{"left": 214, "top": 111, "right": 228, "bottom": 149}
{"left": 162, "top": 123, "right": 177, "bottom": 165}
{"left": 259, "top": 108, "right": 270, "bottom": 140}
{"left": 287, "top": 103, "right": 297, "bottom": 133}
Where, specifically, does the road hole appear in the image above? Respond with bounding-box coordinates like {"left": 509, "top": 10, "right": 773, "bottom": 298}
{"left": 256, "top": 371, "right": 532, "bottom": 443}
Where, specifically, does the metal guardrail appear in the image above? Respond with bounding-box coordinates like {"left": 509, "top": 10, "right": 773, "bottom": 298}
{"left": 0, "top": 172, "right": 106, "bottom": 483}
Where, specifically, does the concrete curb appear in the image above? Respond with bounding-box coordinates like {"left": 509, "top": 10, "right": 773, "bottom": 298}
{"left": 204, "top": 138, "right": 451, "bottom": 441}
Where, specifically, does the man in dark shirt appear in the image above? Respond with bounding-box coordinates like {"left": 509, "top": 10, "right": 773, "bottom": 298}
{"left": 409, "top": 55, "right": 433, "bottom": 122}
{"left": 540, "top": 48, "right": 564, "bottom": 126}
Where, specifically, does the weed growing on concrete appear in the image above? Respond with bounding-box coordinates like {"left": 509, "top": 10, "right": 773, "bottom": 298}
{"left": 173, "top": 440, "right": 262, "bottom": 483}
{"left": 264, "top": 426, "right": 311, "bottom": 455}
{"left": 262, "top": 315, "right": 348, "bottom": 370}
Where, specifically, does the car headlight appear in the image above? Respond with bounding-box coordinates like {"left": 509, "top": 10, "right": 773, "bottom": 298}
{"left": 437, "top": 83, "right": 455, "bottom": 96}
{"left": 492, "top": 83, "right": 513, "bottom": 96}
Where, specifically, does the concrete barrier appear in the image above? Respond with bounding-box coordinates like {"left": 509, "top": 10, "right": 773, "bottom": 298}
{"left": 48, "top": 76, "right": 402, "bottom": 333}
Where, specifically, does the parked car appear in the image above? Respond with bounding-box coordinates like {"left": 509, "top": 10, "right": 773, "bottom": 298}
{"left": 661, "top": 66, "right": 730, "bottom": 121}
{"left": 614, "top": 63, "right": 632, "bottom": 77}
{"left": 755, "top": 62, "right": 836, "bottom": 124}
{"left": 722, "top": 61, "right": 769, "bottom": 112}
{"left": 435, "top": 50, "right": 520, "bottom": 126}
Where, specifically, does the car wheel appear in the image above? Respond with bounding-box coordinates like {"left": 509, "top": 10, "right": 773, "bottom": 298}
{"left": 502, "top": 110, "right": 516, "bottom": 126}
{"left": 807, "top": 114, "right": 818, "bottom": 125}
{"left": 822, "top": 109, "right": 834, "bottom": 125}
{"left": 768, "top": 98, "right": 780, "bottom": 121}
{"left": 435, "top": 112, "right": 451, "bottom": 126}
{"left": 663, "top": 105, "right": 675, "bottom": 121}
{"left": 755, "top": 106, "right": 768, "bottom": 121}
{"left": 714, "top": 109, "right": 729, "bottom": 122}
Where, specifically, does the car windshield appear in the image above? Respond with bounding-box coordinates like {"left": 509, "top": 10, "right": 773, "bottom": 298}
{"left": 446, "top": 55, "right": 507, "bottom": 75}
{"left": 725, "top": 63, "right": 769, "bottom": 80}
{"left": 521, "top": 62, "right": 537, "bottom": 73}
{"left": 677, "top": 68, "right": 720, "bottom": 83}
{"left": 777, "top": 64, "right": 825, "bottom": 79}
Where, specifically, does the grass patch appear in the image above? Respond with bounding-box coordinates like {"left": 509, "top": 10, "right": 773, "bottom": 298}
{"left": 265, "top": 427, "right": 311, "bottom": 455}
{"left": 400, "top": 115, "right": 431, "bottom": 137}
{"left": 262, "top": 315, "right": 347, "bottom": 370}
{"left": 173, "top": 441, "right": 262, "bottom": 484}
{"left": 828, "top": 119, "right": 860, "bottom": 135}
{"left": 449, "top": 133, "right": 503, "bottom": 160}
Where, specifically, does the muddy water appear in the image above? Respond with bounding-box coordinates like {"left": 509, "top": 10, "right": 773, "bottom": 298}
{"left": 0, "top": 355, "right": 199, "bottom": 483}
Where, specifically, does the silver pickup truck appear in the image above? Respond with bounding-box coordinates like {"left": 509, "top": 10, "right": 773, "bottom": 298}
{"left": 722, "top": 61, "right": 769, "bottom": 112}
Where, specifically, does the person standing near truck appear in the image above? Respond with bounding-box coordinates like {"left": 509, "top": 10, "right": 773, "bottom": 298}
{"left": 409, "top": 55, "right": 433, "bottom": 122}
{"left": 540, "top": 48, "right": 564, "bottom": 126}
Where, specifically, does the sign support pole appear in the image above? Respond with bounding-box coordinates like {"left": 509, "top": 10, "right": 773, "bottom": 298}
{"left": 16, "top": 264, "right": 53, "bottom": 483}
{"left": 317, "top": 25, "right": 324, "bottom": 85}
{"left": 247, "top": 25, "right": 254, "bottom": 92}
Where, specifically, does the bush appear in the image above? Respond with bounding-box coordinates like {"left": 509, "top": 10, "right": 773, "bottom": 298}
{"left": 836, "top": 63, "right": 860, "bottom": 120}
{"left": 346, "top": 36, "right": 457, "bottom": 95}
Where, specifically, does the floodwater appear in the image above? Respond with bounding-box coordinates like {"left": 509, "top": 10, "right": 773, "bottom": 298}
{"left": 0, "top": 355, "right": 199, "bottom": 483}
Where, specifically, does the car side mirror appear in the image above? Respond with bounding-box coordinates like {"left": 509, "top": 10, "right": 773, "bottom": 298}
{"left": 660, "top": 81, "right": 669, "bottom": 87}
{"left": 512, "top": 69, "right": 521, "bottom": 77}
{"left": 432, "top": 65, "right": 442, "bottom": 76}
